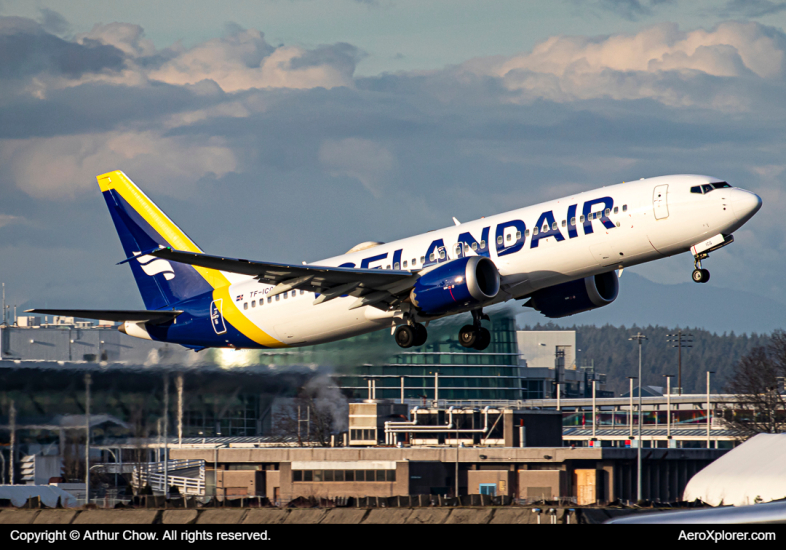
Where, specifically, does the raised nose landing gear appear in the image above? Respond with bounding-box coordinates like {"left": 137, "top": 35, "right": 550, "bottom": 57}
{"left": 689, "top": 234, "right": 734, "bottom": 284}
{"left": 692, "top": 255, "right": 710, "bottom": 284}
{"left": 458, "top": 309, "right": 491, "bottom": 351}
{"left": 394, "top": 322, "right": 428, "bottom": 348}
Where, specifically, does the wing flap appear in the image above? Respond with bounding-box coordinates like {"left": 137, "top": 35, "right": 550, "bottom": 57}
{"left": 149, "top": 248, "right": 415, "bottom": 298}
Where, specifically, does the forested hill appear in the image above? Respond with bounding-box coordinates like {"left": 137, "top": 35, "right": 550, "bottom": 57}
{"left": 521, "top": 323, "right": 771, "bottom": 395}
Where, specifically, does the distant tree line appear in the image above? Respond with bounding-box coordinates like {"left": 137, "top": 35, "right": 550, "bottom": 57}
{"left": 521, "top": 322, "right": 773, "bottom": 395}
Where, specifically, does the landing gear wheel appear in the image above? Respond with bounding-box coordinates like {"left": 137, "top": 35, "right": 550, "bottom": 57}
{"left": 458, "top": 325, "right": 478, "bottom": 348}
{"left": 395, "top": 325, "right": 416, "bottom": 348}
{"left": 472, "top": 327, "right": 491, "bottom": 351}
{"left": 692, "top": 269, "right": 710, "bottom": 283}
{"left": 413, "top": 323, "right": 428, "bottom": 347}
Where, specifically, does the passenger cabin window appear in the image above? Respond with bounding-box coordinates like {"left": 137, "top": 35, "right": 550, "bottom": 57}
{"left": 471, "top": 243, "right": 478, "bottom": 251}
{"left": 605, "top": 208, "right": 610, "bottom": 216}
{"left": 283, "top": 293, "right": 288, "bottom": 299}
{"left": 411, "top": 258, "right": 417, "bottom": 266}
{"left": 579, "top": 215, "right": 585, "bottom": 223}
{"left": 243, "top": 303, "right": 248, "bottom": 310}
{"left": 292, "top": 290, "right": 296, "bottom": 297}
{"left": 515, "top": 231, "right": 521, "bottom": 240}
{"left": 551, "top": 222, "right": 557, "bottom": 230}
{"left": 525, "top": 229, "right": 530, "bottom": 237}
{"left": 403, "top": 260, "right": 408, "bottom": 268}
{"left": 267, "top": 297, "right": 272, "bottom": 303}
{"left": 561, "top": 220, "right": 566, "bottom": 227}
{"left": 497, "top": 236, "right": 503, "bottom": 245}
{"left": 480, "top": 240, "right": 486, "bottom": 249}
{"left": 251, "top": 300, "right": 256, "bottom": 307}
{"left": 300, "top": 290, "right": 305, "bottom": 295}
{"left": 420, "top": 256, "right": 425, "bottom": 264}
{"left": 622, "top": 205, "right": 628, "bottom": 212}
{"left": 570, "top": 217, "right": 576, "bottom": 225}
{"left": 394, "top": 262, "right": 400, "bottom": 269}
{"left": 439, "top": 250, "right": 445, "bottom": 259}
{"left": 506, "top": 233, "right": 511, "bottom": 242}
{"left": 613, "top": 207, "right": 618, "bottom": 214}
{"left": 430, "top": 253, "right": 435, "bottom": 261}
{"left": 533, "top": 227, "right": 539, "bottom": 235}
{"left": 275, "top": 295, "right": 280, "bottom": 301}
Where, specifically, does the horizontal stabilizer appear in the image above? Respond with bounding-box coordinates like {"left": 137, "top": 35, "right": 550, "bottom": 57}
{"left": 25, "top": 309, "right": 182, "bottom": 325}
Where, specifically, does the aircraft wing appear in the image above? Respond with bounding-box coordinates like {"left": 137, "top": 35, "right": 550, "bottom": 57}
{"left": 25, "top": 309, "right": 182, "bottom": 325}
{"left": 148, "top": 248, "right": 420, "bottom": 310}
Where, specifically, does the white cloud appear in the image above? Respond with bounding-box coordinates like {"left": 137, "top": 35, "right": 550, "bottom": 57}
{"left": 0, "top": 131, "right": 237, "bottom": 199}
{"left": 0, "top": 214, "right": 21, "bottom": 228}
{"left": 460, "top": 22, "right": 786, "bottom": 108}
{"left": 148, "top": 30, "right": 358, "bottom": 92}
{"left": 76, "top": 22, "right": 157, "bottom": 58}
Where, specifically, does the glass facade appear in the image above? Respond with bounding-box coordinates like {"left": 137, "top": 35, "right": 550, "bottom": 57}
{"left": 330, "top": 317, "right": 526, "bottom": 401}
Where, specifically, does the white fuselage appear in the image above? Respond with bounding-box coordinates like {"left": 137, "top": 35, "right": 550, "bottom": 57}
{"left": 221, "top": 175, "right": 761, "bottom": 346}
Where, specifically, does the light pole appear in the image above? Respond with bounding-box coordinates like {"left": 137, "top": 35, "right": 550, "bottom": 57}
{"left": 663, "top": 375, "right": 675, "bottom": 441}
{"left": 592, "top": 379, "right": 596, "bottom": 440}
{"left": 455, "top": 415, "right": 459, "bottom": 499}
{"left": 629, "top": 332, "right": 647, "bottom": 503}
{"left": 666, "top": 331, "right": 692, "bottom": 395}
{"left": 706, "top": 371, "right": 714, "bottom": 448}
{"left": 627, "top": 377, "right": 636, "bottom": 439}
{"left": 85, "top": 373, "right": 91, "bottom": 505}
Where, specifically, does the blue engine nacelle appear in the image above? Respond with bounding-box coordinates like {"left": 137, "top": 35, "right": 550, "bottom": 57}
{"left": 526, "top": 271, "right": 619, "bottom": 318}
{"left": 410, "top": 256, "right": 501, "bottom": 316}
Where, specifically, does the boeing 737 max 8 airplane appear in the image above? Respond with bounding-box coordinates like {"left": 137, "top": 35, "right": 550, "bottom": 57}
{"left": 29, "top": 171, "right": 762, "bottom": 351}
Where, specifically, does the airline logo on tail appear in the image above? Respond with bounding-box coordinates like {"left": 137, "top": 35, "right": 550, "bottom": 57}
{"left": 134, "top": 252, "right": 176, "bottom": 281}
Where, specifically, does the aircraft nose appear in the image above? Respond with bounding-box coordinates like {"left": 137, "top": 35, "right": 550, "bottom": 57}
{"left": 731, "top": 189, "right": 762, "bottom": 221}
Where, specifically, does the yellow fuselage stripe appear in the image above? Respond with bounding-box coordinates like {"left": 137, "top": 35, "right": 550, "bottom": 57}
{"left": 214, "top": 286, "right": 287, "bottom": 348}
{"left": 97, "top": 170, "right": 286, "bottom": 348}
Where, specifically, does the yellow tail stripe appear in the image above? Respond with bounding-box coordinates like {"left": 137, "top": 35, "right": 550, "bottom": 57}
{"left": 98, "top": 170, "right": 285, "bottom": 348}
{"left": 97, "top": 170, "right": 231, "bottom": 289}
{"left": 214, "top": 286, "right": 287, "bottom": 348}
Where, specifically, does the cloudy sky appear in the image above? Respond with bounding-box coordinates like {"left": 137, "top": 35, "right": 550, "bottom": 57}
{"left": 1, "top": 0, "right": 785, "bottom": 333}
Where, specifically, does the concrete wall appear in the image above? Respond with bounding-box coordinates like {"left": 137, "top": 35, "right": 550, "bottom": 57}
{"left": 168, "top": 446, "right": 723, "bottom": 503}
{"left": 265, "top": 471, "right": 280, "bottom": 502}
{"left": 216, "top": 470, "right": 264, "bottom": 498}
{"left": 277, "top": 461, "right": 409, "bottom": 500}
{"left": 467, "top": 470, "right": 512, "bottom": 496}
{"left": 518, "top": 470, "right": 563, "bottom": 500}
{"left": 0, "top": 506, "right": 607, "bottom": 524}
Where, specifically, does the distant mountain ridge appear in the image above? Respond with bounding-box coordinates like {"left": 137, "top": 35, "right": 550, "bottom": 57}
{"left": 516, "top": 272, "right": 784, "bottom": 336}
{"left": 521, "top": 322, "right": 770, "bottom": 395}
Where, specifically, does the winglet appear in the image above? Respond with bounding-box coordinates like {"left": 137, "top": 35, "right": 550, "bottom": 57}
{"left": 452, "top": 217, "right": 461, "bottom": 226}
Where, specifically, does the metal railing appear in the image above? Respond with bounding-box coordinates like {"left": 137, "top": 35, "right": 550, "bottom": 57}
{"left": 132, "top": 459, "right": 205, "bottom": 496}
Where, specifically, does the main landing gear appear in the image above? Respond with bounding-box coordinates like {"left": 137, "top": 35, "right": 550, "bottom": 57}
{"left": 458, "top": 309, "right": 491, "bottom": 351}
{"left": 692, "top": 254, "right": 710, "bottom": 284}
{"left": 394, "top": 322, "right": 428, "bottom": 349}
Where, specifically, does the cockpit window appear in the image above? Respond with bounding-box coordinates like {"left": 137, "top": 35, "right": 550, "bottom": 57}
{"left": 692, "top": 182, "right": 732, "bottom": 194}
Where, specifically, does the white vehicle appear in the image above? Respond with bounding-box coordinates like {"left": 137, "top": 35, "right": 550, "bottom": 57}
{"left": 30, "top": 171, "right": 761, "bottom": 351}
